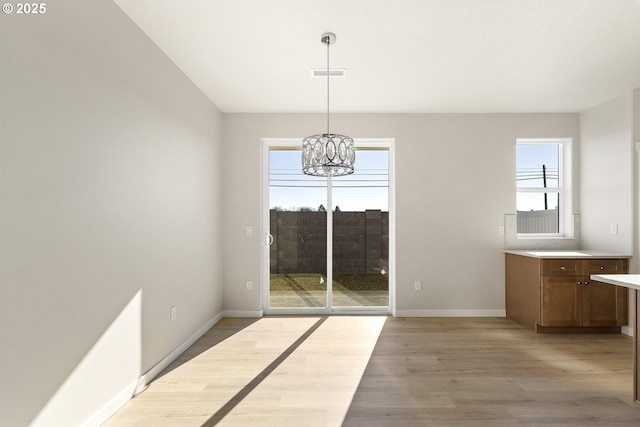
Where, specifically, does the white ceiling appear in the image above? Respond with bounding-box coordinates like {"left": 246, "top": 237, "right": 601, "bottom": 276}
{"left": 114, "top": 0, "right": 640, "bottom": 114}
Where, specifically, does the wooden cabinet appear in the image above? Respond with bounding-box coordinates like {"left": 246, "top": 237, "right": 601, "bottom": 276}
{"left": 506, "top": 254, "right": 628, "bottom": 332}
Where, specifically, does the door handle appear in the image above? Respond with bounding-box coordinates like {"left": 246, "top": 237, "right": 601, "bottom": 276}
{"left": 265, "top": 233, "right": 274, "bottom": 246}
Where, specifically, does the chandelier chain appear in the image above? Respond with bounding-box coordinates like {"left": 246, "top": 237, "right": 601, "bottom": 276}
{"left": 326, "top": 35, "right": 330, "bottom": 135}
{"left": 302, "top": 32, "right": 355, "bottom": 177}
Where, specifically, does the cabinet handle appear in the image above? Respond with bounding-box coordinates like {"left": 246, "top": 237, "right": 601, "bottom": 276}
{"left": 600, "top": 266, "right": 605, "bottom": 270}
{"left": 560, "top": 266, "right": 566, "bottom": 270}
{"left": 584, "top": 281, "right": 589, "bottom": 286}
{"left": 577, "top": 281, "right": 582, "bottom": 285}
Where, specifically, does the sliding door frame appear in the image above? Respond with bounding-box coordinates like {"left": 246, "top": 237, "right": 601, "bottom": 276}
{"left": 261, "top": 138, "right": 396, "bottom": 316}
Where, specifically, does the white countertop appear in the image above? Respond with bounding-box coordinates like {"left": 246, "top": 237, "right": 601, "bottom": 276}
{"left": 591, "top": 274, "right": 640, "bottom": 291}
{"left": 505, "top": 250, "right": 631, "bottom": 259}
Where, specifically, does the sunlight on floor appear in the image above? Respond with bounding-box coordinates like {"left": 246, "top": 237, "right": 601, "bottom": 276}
{"left": 216, "top": 316, "right": 387, "bottom": 427}
{"left": 514, "top": 336, "right": 631, "bottom": 396}
{"left": 104, "top": 316, "right": 387, "bottom": 427}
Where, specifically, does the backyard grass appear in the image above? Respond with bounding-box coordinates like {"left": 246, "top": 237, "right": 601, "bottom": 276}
{"left": 270, "top": 273, "right": 388, "bottom": 292}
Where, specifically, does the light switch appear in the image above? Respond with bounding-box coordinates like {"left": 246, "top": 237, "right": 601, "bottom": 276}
{"left": 610, "top": 224, "right": 618, "bottom": 235}
{"left": 414, "top": 281, "right": 422, "bottom": 291}
{"left": 498, "top": 225, "right": 505, "bottom": 236}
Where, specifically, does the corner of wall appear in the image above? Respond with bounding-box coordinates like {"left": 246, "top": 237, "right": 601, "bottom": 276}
{"left": 133, "top": 312, "right": 225, "bottom": 397}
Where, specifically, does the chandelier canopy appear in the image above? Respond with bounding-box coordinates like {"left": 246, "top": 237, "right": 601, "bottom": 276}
{"left": 302, "top": 32, "right": 355, "bottom": 177}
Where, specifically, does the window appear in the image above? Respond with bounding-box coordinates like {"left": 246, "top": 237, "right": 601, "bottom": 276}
{"left": 516, "top": 138, "right": 572, "bottom": 237}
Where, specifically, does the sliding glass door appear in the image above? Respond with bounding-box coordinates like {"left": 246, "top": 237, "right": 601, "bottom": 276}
{"left": 263, "top": 139, "right": 393, "bottom": 314}
{"left": 331, "top": 149, "right": 389, "bottom": 308}
{"left": 267, "top": 147, "right": 328, "bottom": 309}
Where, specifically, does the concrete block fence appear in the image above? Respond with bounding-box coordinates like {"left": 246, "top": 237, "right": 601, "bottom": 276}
{"left": 269, "top": 209, "right": 389, "bottom": 275}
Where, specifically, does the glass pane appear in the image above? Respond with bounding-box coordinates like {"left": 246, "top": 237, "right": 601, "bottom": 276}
{"left": 517, "top": 192, "right": 559, "bottom": 233}
{"left": 516, "top": 142, "right": 560, "bottom": 234}
{"left": 331, "top": 149, "right": 389, "bottom": 307}
{"left": 516, "top": 144, "right": 559, "bottom": 189}
{"left": 269, "top": 148, "right": 327, "bottom": 308}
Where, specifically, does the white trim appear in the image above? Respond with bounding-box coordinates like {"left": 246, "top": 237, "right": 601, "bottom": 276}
{"left": 86, "top": 313, "right": 225, "bottom": 427}
{"left": 395, "top": 309, "right": 506, "bottom": 317}
{"left": 622, "top": 325, "right": 634, "bottom": 337}
{"left": 264, "top": 307, "right": 391, "bottom": 316}
{"left": 133, "top": 312, "right": 224, "bottom": 395}
{"left": 332, "top": 308, "right": 391, "bottom": 315}
{"left": 516, "top": 137, "right": 573, "bottom": 238}
{"left": 261, "top": 139, "right": 269, "bottom": 314}
{"left": 261, "top": 138, "right": 395, "bottom": 315}
{"left": 81, "top": 378, "right": 138, "bottom": 427}
{"left": 223, "top": 310, "right": 264, "bottom": 318}
{"left": 387, "top": 139, "right": 397, "bottom": 316}
{"left": 264, "top": 308, "right": 329, "bottom": 315}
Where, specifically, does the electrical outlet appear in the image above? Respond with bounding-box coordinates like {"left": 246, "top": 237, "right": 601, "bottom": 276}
{"left": 414, "top": 281, "right": 422, "bottom": 291}
{"left": 170, "top": 306, "right": 177, "bottom": 322}
{"left": 498, "top": 225, "right": 505, "bottom": 235}
{"left": 246, "top": 280, "right": 253, "bottom": 290}
{"left": 246, "top": 225, "right": 253, "bottom": 236}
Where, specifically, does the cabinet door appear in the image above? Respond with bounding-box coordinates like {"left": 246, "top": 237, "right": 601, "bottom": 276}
{"left": 541, "top": 276, "right": 582, "bottom": 327}
{"left": 583, "top": 280, "right": 627, "bottom": 326}
{"left": 584, "top": 259, "right": 628, "bottom": 326}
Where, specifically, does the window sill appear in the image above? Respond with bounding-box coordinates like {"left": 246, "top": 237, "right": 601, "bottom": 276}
{"left": 516, "top": 234, "right": 575, "bottom": 240}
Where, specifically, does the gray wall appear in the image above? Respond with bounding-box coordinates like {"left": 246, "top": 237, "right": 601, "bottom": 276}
{"left": 580, "top": 92, "right": 634, "bottom": 254}
{"left": 222, "top": 113, "right": 580, "bottom": 315}
{"left": 635, "top": 90, "right": 640, "bottom": 276}
{"left": 579, "top": 90, "right": 639, "bottom": 332}
{"left": 0, "top": 1, "right": 223, "bottom": 425}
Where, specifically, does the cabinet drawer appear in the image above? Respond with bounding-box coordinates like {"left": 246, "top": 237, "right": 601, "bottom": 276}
{"left": 587, "top": 259, "right": 626, "bottom": 274}
{"left": 542, "top": 259, "right": 581, "bottom": 276}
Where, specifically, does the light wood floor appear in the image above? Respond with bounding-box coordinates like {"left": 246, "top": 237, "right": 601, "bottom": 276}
{"left": 103, "top": 316, "right": 640, "bottom": 427}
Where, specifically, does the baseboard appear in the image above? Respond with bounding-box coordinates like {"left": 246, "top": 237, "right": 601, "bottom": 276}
{"left": 622, "top": 325, "right": 634, "bottom": 337}
{"left": 81, "top": 378, "right": 138, "bottom": 427}
{"left": 395, "top": 309, "right": 506, "bottom": 317}
{"left": 133, "top": 311, "right": 224, "bottom": 395}
{"left": 223, "top": 309, "right": 264, "bottom": 317}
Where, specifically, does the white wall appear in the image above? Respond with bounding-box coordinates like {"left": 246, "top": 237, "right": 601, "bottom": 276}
{"left": 0, "top": 1, "right": 223, "bottom": 426}
{"left": 630, "top": 89, "right": 640, "bottom": 331}
{"left": 633, "top": 89, "right": 640, "bottom": 275}
{"left": 579, "top": 92, "right": 634, "bottom": 254}
{"left": 222, "top": 113, "right": 579, "bottom": 316}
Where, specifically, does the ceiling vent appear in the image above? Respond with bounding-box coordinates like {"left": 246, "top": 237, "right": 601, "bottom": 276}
{"left": 311, "top": 68, "right": 346, "bottom": 78}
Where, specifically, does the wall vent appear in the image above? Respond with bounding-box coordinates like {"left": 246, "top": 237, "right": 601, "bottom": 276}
{"left": 311, "top": 68, "right": 346, "bottom": 78}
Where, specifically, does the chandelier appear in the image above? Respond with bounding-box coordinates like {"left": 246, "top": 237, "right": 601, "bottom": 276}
{"left": 302, "top": 32, "right": 355, "bottom": 177}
